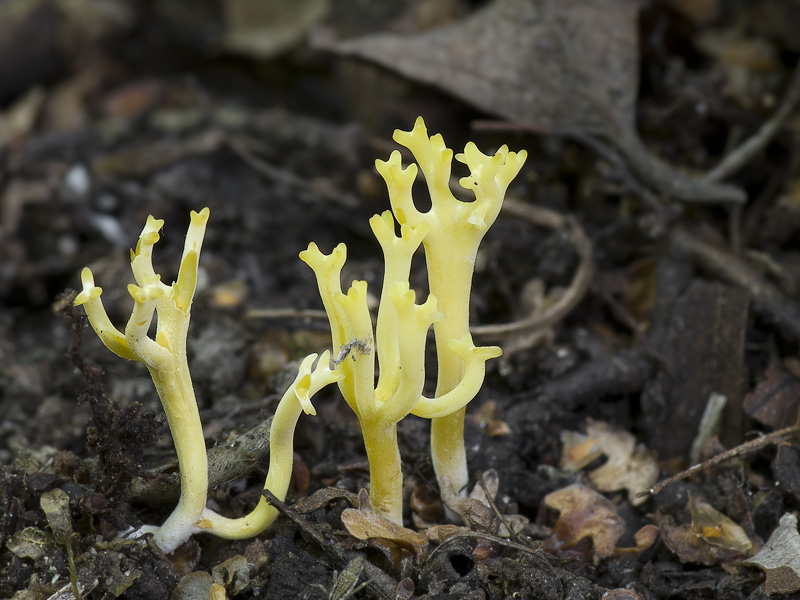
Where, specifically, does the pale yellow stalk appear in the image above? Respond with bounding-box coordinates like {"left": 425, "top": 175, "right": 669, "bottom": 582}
{"left": 301, "top": 213, "right": 440, "bottom": 524}
{"left": 197, "top": 352, "right": 341, "bottom": 538}
{"left": 301, "top": 118, "right": 525, "bottom": 522}
{"left": 378, "top": 118, "right": 527, "bottom": 507}
{"left": 75, "top": 209, "right": 210, "bottom": 553}
{"left": 76, "top": 209, "right": 339, "bottom": 551}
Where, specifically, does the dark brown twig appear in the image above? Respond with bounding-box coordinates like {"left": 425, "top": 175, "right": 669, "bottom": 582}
{"left": 246, "top": 308, "right": 329, "bottom": 321}
{"left": 227, "top": 137, "right": 359, "bottom": 208}
{"left": 471, "top": 201, "right": 594, "bottom": 345}
{"left": 704, "top": 59, "right": 800, "bottom": 183}
{"left": 637, "top": 424, "right": 800, "bottom": 499}
{"left": 427, "top": 530, "right": 552, "bottom": 571}
{"left": 477, "top": 473, "right": 519, "bottom": 544}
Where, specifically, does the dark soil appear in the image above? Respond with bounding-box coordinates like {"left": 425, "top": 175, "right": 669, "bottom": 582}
{"left": 3, "top": 1, "right": 800, "bottom": 599}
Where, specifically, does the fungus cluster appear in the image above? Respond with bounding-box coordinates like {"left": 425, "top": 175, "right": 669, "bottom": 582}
{"left": 303, "top": 117, "right": 527, "bottom": 520}
{"left": 75, "top": 117, "right": 526, "bottom": 550}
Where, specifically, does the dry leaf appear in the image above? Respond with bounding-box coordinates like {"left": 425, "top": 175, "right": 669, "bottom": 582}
{"left": 543, "top": 483, "right": 625, "bottom": 562}
{"left": 40, "top": 488, "right": 73, "bottom": 539}
{"left": 439, "top": 469, "right": 515, "bottom": 535}
{"left": 688, "top": 494, "right": 753, "bottom": 554}
{"left": 292, "top": 486, "right": 359, "bottom": 513}
{"left": 743, "top": 363, "right": 800, "bottom": 429}
{"left": 0, "top": 86, "right": 45, "bottom": 145}
{"left": 562, "top": 420, "right": 659, "bottom": 506}
{"left": 659, "top": 495, "right": 754, "bottom": 566}
{"left": 425, "top": 524, "right": 469, "bottom": 544}
{"left": 659, "top": 514, "right": 721, "bottom": 566}
{"left": 211, "top": 555, "right": 251, "bottom": 595}
{"left": 471, "top": 469, "right": 499, "bottom": 506}
{"left": 458, "top": 470, "right": 500, "bottom": 534}
{"left": 329, "top": 0, "right": 743, "bottom": 204}
{"left": 614, "top": 524, "right": 659, "bottom": 557}
{"left": 173, "top": 572, "right": 214, "bottom": 600}
{"left": 330, "top": 0, "right": 636, "bottom": 136}
{"left": 6, "top": 527, "right": 51, "bottom": 560}
{"left": 560, "top": 430, "right": 603, "bottom": 472}
{"left": 745, "top": 513, "right": 800, "bottom": 595}
{"left": 341, "top": 489, "right": 427, "bottom": 554}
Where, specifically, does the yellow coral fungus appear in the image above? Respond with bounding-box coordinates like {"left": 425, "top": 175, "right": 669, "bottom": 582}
{"left": 76, "top": 209, "right": 339, "bottom": 552}
{"left": 302, "top": 117, "right": 527, "bottom": 522}
{"left": 77, "top": 209, "right": 211, "bottom": 552}
{"left": 383, "top": 117, "right": 527, "bottom": 511}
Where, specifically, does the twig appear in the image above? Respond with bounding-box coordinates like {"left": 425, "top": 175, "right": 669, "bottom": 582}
{"left": 637, "top": 424, "right": 800, "bottom": 499}
{"left": 427, "top": 530, "right": 552, "bottom": 572}
{"left": 472, "top": 120, "right": 662, "bottom": 210}
{"left": 130, "top": 416, "right": 275, "bottom": 503}
{"left": 227, "top": 137, "right": 359, "bottom": 208}
{"left": 705, "top": 59, "right": 800, "bottom": 183}
{"left": 246, "top": 308, "right": 329, "bottom": 321}
{"left": 614, "top": 126, "right": 746, "bottom": 204}
{"left": 472, "top": 203, "right": 594, "bottom": 343}
{"left": 476, "top": 474, "right": 519, "bottom": 544}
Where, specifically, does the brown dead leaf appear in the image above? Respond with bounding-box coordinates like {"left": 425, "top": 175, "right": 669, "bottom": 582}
{"left": 0, "top": 86, "right": 45, "bottom": 146}
{"left": 341, "top": 489, "right": 427, "bottom": 555}
{"left": 438, "top": 470, "right": 500, "bottom": 534}
{"left": 292, "top": 486, "right": 359, "bottom": 513}
{"left": 543, "top": 483, "right": 625, "bottom": 562}
{"left": 458, "top": 498, "right": 497, "bottom": 535}
{"left": 688, "top": 494, "right": 753, "bottom": 555}
{"left": 431, "top": 470, "right": 528, "bottom": 537}
{"left": 562, "top": 420, "right": 659, "bottom": 506}
{"left": 659, "top": 514, "right": 723, "bottom": 566}
{"left": 560, "top": 430, "right": 603, "bottom": 472}
{"left": 329, "top": 0, "right": 743, "bottom": 204}
{"left": 743, "top": 363, "right": 800, "bottom": 429}
{"left": 329, "top": 0, "right": 637, "bottom": 137}
{"left": 614, "top": 524, "right": 659, "bottom": 557}
{"left": 658, "top": 495, "right": 754, "bottom": 566}
{"left": 744, "top": 514, "right": 800, "bottom": 596}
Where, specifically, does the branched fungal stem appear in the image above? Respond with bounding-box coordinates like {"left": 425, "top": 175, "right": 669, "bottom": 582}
{"left": 302, "top": 117, "right": 526, "bottom": 521}
{"left": 76, "top": 209, "right": 339, "bottom": 552}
